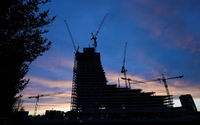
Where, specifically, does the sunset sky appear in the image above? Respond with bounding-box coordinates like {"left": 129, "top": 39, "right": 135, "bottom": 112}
{"left": 21, "top": 0, "right": 200, "bottom": 115}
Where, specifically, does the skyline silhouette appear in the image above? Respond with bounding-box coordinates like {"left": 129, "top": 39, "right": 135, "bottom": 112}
{"left": 20, "top": 0, "right": 200, "bottom": 115}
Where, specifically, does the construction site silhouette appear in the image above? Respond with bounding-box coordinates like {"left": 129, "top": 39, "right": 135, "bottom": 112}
{"left": 9, "top": 46, "right": 200, "bottom": 125}
{"left": 6, "top": 15, "right": 200, "bottom": 125}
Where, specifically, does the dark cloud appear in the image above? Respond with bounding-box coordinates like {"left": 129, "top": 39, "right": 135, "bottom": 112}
{"left": 120, "top": 0, "right": 200, "bottom": 52}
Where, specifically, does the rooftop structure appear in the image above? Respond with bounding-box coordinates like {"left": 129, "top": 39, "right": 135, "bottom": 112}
{"left": 180, "top": 94, "right": 197, "bottom": 112}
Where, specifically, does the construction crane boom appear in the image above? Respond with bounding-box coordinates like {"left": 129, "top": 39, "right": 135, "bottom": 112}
{"left": 64, "top": 20, "right": 78, "bottom": 52}
{"left": 28, "top": 94, "right": 50, "bottom": 99}
{"left": 166, "top": 75, "right": 184, "bottom": 80}
{"left": 91, "top": 13, "right": 108, "bottom": 51}
{"left": 95, "top": 13, "right": 108, "bottom": 37}
{"left": 28, "top": 92, "right": 63, "bottom": 116}
{"left": 121, "top": 77, "right": 146, "bottom": 84}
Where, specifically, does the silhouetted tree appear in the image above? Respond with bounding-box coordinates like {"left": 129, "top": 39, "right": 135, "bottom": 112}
{"left": 0, "top": 0, "right": 55, "bottom": 117}
{"left": 13, "top": 95, "right": 25, "bottom": 112}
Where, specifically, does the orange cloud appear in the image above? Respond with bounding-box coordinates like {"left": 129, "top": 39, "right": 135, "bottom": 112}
{"left": 32, "top": 54, "right": 74, "bottom": 73}
{"left": 27, "top": 76, "right": 72, "bottom": 88}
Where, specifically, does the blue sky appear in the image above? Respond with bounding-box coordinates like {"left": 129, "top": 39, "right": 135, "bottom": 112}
{"left": 21, "top": 0, "right": 200, "bottom": 115}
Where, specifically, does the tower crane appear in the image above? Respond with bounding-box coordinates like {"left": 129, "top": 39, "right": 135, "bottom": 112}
{"left": 91, "top": 13, "right": 108, "bottom": 51}
{"left": 28, "top": 92, "right": 63, "bottom": 116}
{"left": 121, "top": 42, "right": 128, "bottom": 88}
{"left": 64, "top": 20, "right": 79, "bottom": 53}
{"left": 122, "top": 74, "right": 184, "bottom": 96}
{"left": 149, "top": 74, "right": 184, "bottom": 97}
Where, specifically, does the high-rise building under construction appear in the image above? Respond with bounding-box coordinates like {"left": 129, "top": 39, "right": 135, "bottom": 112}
{"left": 70, "top": 47, "right": 175, "bottom": 119}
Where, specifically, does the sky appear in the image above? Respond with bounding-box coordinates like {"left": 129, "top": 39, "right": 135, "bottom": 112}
{"left": 21, "top": 0, "right": 200, "bottom": 115}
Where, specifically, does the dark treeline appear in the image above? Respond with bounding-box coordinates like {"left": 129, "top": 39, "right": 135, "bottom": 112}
{"left": 0, "top": 0, "right": 55, "bottom": 118}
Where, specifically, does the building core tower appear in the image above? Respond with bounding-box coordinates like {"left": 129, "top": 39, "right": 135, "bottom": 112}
{"left": 71, "top": 48, "right": 107, "bottom": 112}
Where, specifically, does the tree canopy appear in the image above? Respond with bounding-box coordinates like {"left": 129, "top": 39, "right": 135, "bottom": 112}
{"left": 0, "top": 0, "right": 55, "bottom": 117}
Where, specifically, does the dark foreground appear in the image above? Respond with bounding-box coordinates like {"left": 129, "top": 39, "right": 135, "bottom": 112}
{"left": 2, "top": 115, "right": 200, "bottom": 125}
{"left": 1, "top": 111, "right": 200, "bottom": 125}
{"left": 8, "top": 119, "right": 200, "bottom": 125}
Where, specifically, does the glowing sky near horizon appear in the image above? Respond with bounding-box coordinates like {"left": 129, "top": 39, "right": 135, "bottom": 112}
{"left": 21, "top": 0, "right": 200, "bottom": 115}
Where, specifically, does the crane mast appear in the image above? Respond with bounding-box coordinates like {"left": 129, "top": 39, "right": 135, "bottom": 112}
{"left": 161, "top": 74, "right": 170, "bottom": 96}
{"left": 121, "top": 42, "right": 128, "bottom": 88}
